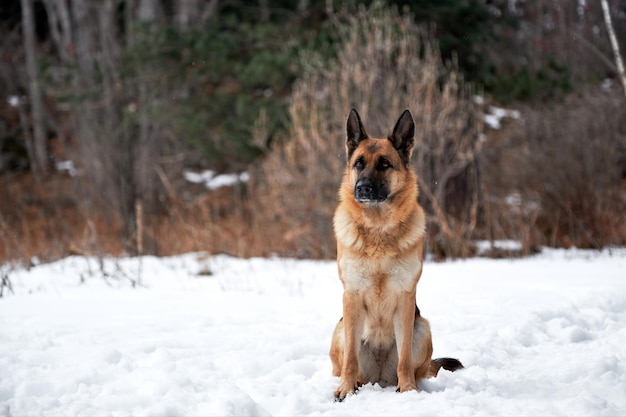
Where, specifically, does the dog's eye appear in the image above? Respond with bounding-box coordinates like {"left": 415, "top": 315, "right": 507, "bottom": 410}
{"left": 377, "top": 158, "right": 391, "bottom": 170}
{"left": 354, "top": 158, "right": 365, "bottom": 170}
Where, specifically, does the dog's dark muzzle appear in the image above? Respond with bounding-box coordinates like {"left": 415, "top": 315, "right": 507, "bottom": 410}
{"left": 354, "top": 178, "right": 388, "bottom": 203}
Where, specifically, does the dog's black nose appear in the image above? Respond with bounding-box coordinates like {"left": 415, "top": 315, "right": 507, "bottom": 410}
{"left": 355, "top": 179, "right": 376, "bottom": 202}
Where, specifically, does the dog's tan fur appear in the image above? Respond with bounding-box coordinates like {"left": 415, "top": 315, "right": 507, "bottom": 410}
{"left": 330, "top": 109, "right": 462, "bottom": 401}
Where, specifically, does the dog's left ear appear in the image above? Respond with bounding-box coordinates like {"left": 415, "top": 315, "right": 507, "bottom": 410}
{"left": 388, "top": 109, "right": 415, "bottom": 164}
{"left": 346, "top": 108, "right": 368, "bottom": 159}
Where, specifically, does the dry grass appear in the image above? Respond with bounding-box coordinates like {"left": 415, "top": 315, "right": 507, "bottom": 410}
{"left": 248, "top": 3, "right": 484, "bottom": 259}
{"left": 0, "top": 173, "right": 123, "bottom": 264}
{"left": 481, "top": 86, "right": 626, "bottom": 251}
{"left": 0, "top": 172, "right": 263, "bottom": 265}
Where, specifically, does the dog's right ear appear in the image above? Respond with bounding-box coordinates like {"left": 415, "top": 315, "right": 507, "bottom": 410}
{"left": 389, "top": 109, "right": 415, "bottom": 165}
{"left": 346, "top": 108, "right": 368, "bottom": 159}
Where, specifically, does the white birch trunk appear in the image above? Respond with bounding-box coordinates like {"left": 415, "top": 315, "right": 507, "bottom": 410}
{"left": 601, "top": 0, "right": 626, "bottom": 97}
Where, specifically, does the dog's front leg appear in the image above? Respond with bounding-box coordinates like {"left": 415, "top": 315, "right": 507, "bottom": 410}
{"left": 394, "top": 291, "right": 417, "bottom": 392}
{"left": 334, "top": 290, "right": 363, "bottom": 401}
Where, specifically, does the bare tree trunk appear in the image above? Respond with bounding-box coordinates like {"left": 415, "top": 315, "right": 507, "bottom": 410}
{"left": 175, "top": 0, "right": 221, "bottom": 29}
{"left": 16, "top": 97, "right": 38, "bottom": 178}
{"left": 601, "top": 0, "right": 626, "bottom": 97}
{"left": 259, "top": 0, "right": 270, "bottom": 22}
{"left": 21, "top": 0, "right": 49, "bottom": 180}
{"left": 200, "top": 0, "right": 220, "bottom": 26}
{"left": 176, "top": 0, "right": 196, "bottom": 29}
{"left": 138, "top": 0, "right": 161, "bottom": 22}
{"left": 298, "top": 0, "right": 309, "bottom": 18}
{"left": 71, "top": 1, "right": 95, "bottom": 83}
{"left": 125, "top": 0, "right": 137, "bottom": 45}
{"left": 42, "top": 0, "right": 73, "bottom": 62}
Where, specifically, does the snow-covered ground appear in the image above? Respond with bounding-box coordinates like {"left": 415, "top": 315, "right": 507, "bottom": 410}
{"left": 1, "top": 247, "right": 625, "bottom": 416}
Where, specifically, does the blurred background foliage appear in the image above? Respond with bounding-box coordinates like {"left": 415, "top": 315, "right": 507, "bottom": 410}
{"left": 0, "top": 0, "right": 625, "bottom": 262}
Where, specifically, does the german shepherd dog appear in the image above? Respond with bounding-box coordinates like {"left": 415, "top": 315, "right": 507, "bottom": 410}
{"left": 330, "top": 109, "right": 463, "bottom": 401}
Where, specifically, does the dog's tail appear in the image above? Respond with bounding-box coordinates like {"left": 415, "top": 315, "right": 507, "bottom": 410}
{"left": 427, "top": 357, "right": 464, "bottom": 378}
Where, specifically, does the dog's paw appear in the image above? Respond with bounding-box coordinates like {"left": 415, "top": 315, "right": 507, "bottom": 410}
{"left": 396, "top": 382, "right": 418, "bottom": 393}
{"left": 334, "top": 381, "right": 358, "bottom": 402}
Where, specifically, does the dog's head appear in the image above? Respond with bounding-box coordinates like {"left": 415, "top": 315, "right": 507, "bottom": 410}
{"left": 344, "top": 108, "right": 415, "bottom": 204}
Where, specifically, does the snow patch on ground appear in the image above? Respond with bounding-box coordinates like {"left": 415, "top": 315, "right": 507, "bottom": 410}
{"left": 1, "top": 248, "right": 625, "bottom": 416}
{"left": 184, "top": 170, "right": 249, "bottom": 190}
{"left": 483, "top": 105, "right": 520, "bottom": 130}
{"left": 475, "top": 239, "right": 523, "bottom": 254}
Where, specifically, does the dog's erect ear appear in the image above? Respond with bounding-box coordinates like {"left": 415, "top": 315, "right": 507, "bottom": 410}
{"left": 388, "top": 109, "right": 415, "bottom": 164}
{"left": 346, "top": 108, "right": 368, "bottom": 159}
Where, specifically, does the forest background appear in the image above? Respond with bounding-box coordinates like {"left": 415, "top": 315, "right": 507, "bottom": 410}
{"left": 0, "top": 0, "right": 625, "bottom": 264}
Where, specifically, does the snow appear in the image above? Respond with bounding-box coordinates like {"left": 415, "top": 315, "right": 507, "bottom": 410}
{"left": 183, "top": 170, "right": 249, "bottom": 190}
{"left": 483, "top": 105, "right": 520, "bottom": 130}
{"left": 1, "top": 247, "right": 626, "bottom": 416}
{"left": 7, "top": 96, "right": 21, "bottom": 107}
{"left": 472, "top": 96, "right": 520, "bottom": 130}
{"left": 55, "top": 160, "right": 79, "bottom": 177}
{"left": 475, "top": 239, "right": 523, "bottom": 254}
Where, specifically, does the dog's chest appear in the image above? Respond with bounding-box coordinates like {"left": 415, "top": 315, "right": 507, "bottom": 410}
{"left": 339, "top": 251, "right": 421, "bottom": 295}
